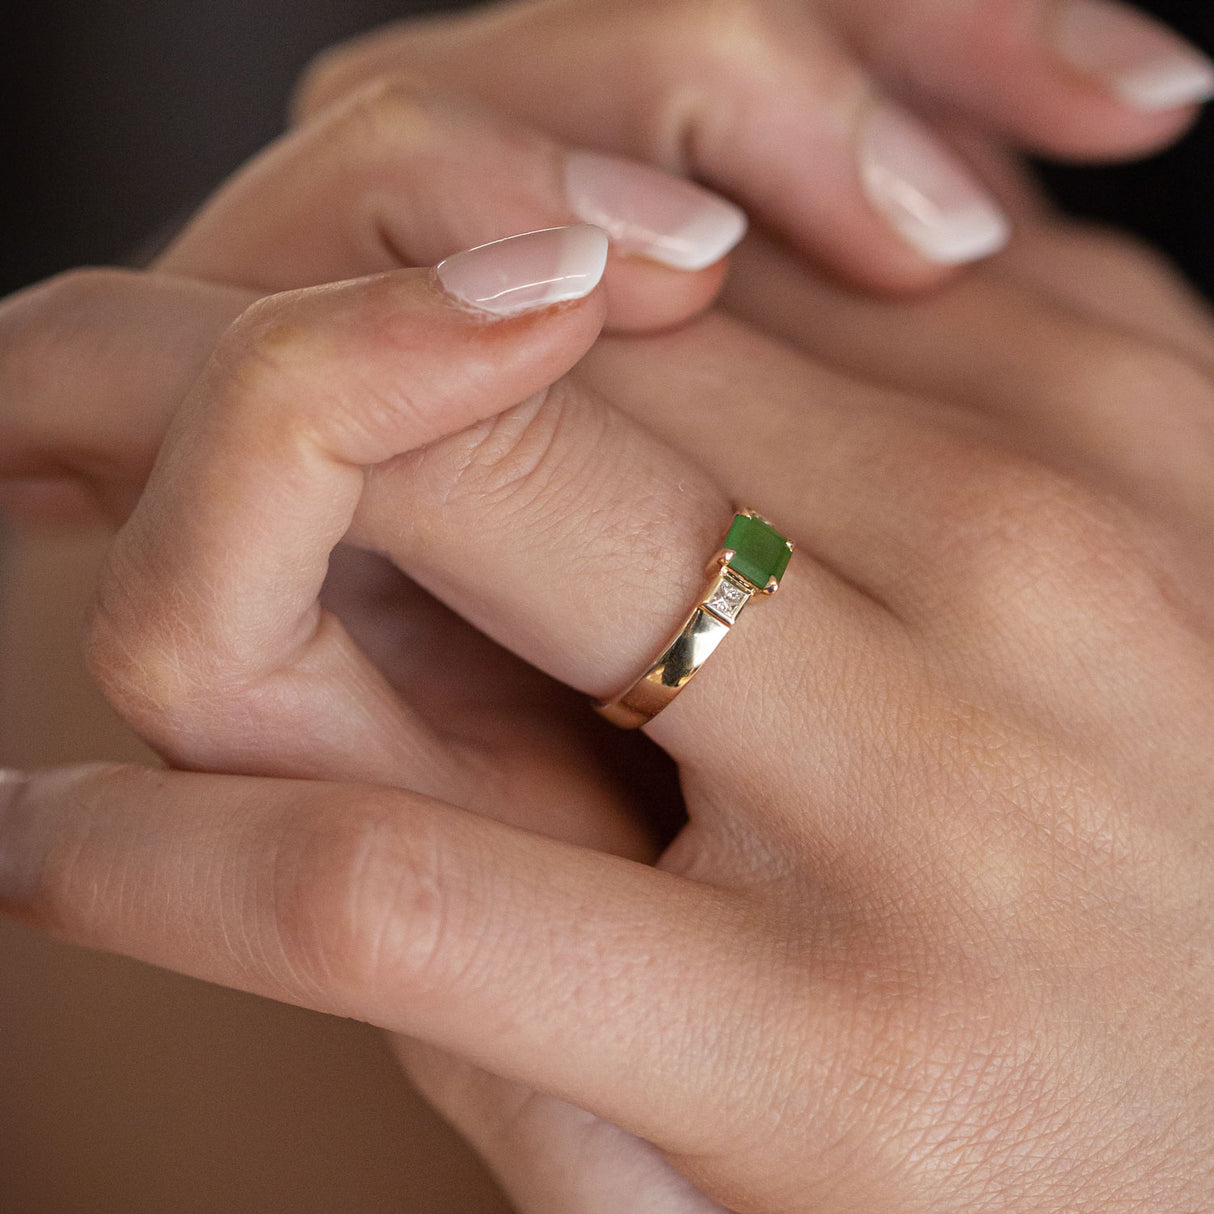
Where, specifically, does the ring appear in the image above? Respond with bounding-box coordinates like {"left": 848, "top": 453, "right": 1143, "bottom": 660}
{"left": 596, "top": 510, "right": 794, "bottom": 729}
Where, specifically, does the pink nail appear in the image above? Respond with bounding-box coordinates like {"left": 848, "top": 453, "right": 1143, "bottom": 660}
{"left": 1051, "top": 0, "right": 1214, "bottom": 112}
{"left": 859, "top": 105, "right": 1011, "bottom": 266}
{"left": 436, "top": 225, "right": 609, "bottom": 317}
{"left": 564, "top": 150, "right": 747, "bottom": 271}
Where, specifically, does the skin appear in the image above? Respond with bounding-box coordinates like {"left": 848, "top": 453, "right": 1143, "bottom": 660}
{"left": 295, "top": 0, "right": 1210, "bottom": 289}
{"left": 3, "top": 1, "right": 1214, "bottom": 1208}
{"left": 5, "top": 174, "right": 1214, "bottom": 1214}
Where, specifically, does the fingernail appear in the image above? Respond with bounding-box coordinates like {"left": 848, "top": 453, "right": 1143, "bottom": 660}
{"left": 564, "top": 150, "right": 747, "bottom": 271}
{"left": 1050, "top": 0, "right": 1214, "bottom": 112}
{"left": 858, "top": 105, "right": 1011, "bottom": 267}
{"left": 436, "top": 225, "right": 609, "bottom": 317}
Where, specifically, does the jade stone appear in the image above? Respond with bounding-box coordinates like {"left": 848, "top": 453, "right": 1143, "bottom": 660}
{"left": 725, "top": 513, "right": 792, "bottom": 589}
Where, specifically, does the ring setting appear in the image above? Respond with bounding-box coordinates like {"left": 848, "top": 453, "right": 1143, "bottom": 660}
{"left": 596, "top": 510, "right": 793, "bottom": 729}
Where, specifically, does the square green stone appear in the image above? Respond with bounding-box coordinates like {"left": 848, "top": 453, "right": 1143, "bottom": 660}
{"left": 725, "top": 513, "right": 792, "bottom": 589}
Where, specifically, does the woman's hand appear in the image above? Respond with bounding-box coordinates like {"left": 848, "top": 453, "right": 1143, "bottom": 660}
{"left": 0, "top": 86, "right": 750, "bottom": 1211}
{"left": 0, "top": 81, "right": 745, "bottom": 528}
{"left": 296, "top": 0, "right": 1214, "bottom": 288}
{"left": 5, "top": 195, "right": 1214, "bottom": 1210}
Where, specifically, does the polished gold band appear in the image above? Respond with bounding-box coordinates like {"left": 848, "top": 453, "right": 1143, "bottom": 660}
{"left": 596, "top": 512, "right": 792, "bottom": 730}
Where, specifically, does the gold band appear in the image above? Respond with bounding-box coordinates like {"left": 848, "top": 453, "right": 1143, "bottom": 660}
{"left": 596, "top": 512, "right": 792, "bottom": 730}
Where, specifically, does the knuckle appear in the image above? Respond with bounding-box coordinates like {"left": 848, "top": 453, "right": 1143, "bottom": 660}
{"left": 84, "top": 553, "right": 162, "bottom": 713}
{"left": 207, "top": 294, "right": 334, "bottom": 433}
{"left": 292, "top": 33, "right": 390, "bottom": 122}
{"left": 270, "top": 793, "right": 457, "bottom": 1006}
{"left": 324, "top": 74, "right": 442, "bottom": 162}
{"left": 85, "top": 532, "right": 292, "bottom": 764}
{"left": 219, "top": 285, "right": 434, "bottom": 462}
{"left": 639, "top": 0, "right": 856, "bottom": 169}
{"left": 925, "top": 447, "right": 1153, "bottom": 620}
{"left": 218, "top": 292, "right": 317, "bottom": 387}
{"left": 435, "top": 383, "right": 589, "bottom": 519}
{"left": 84, "top": 559, "right": 231, "bottom": 748}
{"left": 653, "top": 0, "right": 771, "bottom": 62}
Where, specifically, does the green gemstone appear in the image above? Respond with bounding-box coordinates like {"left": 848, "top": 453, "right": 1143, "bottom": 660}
{"left": 724, "top": 513, "right": 792, "bottom": 589}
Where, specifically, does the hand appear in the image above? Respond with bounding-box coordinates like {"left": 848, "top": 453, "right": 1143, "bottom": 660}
{"left": 5, "top": 193, "right": 1214, "bottom": 1210}
{"left": 0, "top": 86, "right": 746, "bottom": 1211}
{"left": 0, "top": 81, "right": 744, "bottom": 529}
{"left": 296, "top": 0, "right": 1214, "bottom": 288}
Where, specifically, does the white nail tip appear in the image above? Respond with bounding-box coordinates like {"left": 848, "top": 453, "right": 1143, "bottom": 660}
{"left": 910, "top": 205, "right": 1012, "bottom": 266}
{"left": 1114, "top": 59, "right": 1214, "bottom": 112}
{"left": 1051, "top": 0, "right": 1214, "bottom": 113}
{"left": 436, "top": 225, "right": 609, "bottom": 317}
{"left": 859, "top": 107, "right": 1011, "bottom": 266}
{"left": 565, "top": 151, "right": 747, "bottom": 272}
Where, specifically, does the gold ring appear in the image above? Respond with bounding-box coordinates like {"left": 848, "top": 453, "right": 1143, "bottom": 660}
{"left": 596, "top": 510, "right": 794, "bottom": 729}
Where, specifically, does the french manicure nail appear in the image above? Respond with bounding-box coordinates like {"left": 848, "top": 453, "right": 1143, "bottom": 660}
{"left": 564, "top": 150, "right": 747, "bottom": 271}
{"left": 859, "top": 105, "right": 1011, "bottom": 266}
{"left": 1050, "top": 0, "right": 1214, "bottom": 112}
{"left": 436, "top": 225, "right": 609, "bottom": 317}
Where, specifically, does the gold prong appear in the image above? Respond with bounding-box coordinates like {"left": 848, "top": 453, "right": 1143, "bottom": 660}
{"left": 762, "top": 577, "right": 780, "bottom": 596}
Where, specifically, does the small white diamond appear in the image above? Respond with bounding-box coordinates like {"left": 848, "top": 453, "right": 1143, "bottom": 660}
{"left": 706, "top": 579, "right": 748, "bottom": 621}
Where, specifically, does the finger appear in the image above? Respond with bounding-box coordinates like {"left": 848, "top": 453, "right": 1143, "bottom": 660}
{"left": 338, "top": 323, "right": 936, "bottom": 823}
{"left": 719, "top": 228, "right": 1214, "bottom": 528}
{"left": 0, "top": 763, "right": 758, "bottom": 1156}
{"left": 87, "top": 227, "right": 612, "bottom": 786}
{"left": 823, "top": 0, "right": 1214, "bottom": 157}
{"left": 295, "top": 2, "right": 1014, "bottom": 290}
{"left": 0, "top": 477, "right": 104, "bottom": 528}
{"left": 920, "top": 122, "right": 1057, "bottom": 225}
{"left": 723, "top": 221, "right": 1214, "bottom": 387}
{"left": 986, "top": 219, "right": 1214, "bottom": 375}
{"left": 0, "top": 259, "right": 700, "bottom": 1202}
{"left": 318, "top": 545, "right": 676, "bottom": 856}
{"left": 159, "top": 82, "right": 744, "bottom": 333}
{"left": 86, "top": 216, "right": 913, "bottom": 842}
{"left": 0, "top": 269, "right": 255, "bottom": 520}
{"left": 0, "top": 259, "right": 662, "bottom": 852}
{"left": 396, "top": 1040, "right": 727, "bottom": 1214}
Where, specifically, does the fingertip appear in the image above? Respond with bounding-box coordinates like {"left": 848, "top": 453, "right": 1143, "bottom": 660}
{"left": 602, "top": 255, "right": 729, "bottom": 332}
{"left": 559, "top": 150, "right": 747, "bottom": 328}
{"left": 1048, "top": 0, "right": 1214, "bottom": 116}
{"left": 564, "top": 150, "right": 748, "bottom": 273}
{"left": 838, "top": 256, "right": 967, "bottom": 299}
{"left": 836, "top": 0, "right": 1211, "bottom": 162}
{"left": 858, "top": 104, "right": 1013, "bottom": 271}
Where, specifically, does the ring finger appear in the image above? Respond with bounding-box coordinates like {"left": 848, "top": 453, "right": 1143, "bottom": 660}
{"left": 88, "top": 241, "right": 983, "bottom": 863}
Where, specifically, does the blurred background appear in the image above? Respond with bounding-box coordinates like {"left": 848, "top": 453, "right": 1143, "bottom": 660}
{"left": 2, "top": 0, "right": 1212, "bottom": 299}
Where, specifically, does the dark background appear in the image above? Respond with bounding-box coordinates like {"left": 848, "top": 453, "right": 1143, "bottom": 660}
{"left": 3, "top": 0, "right": 1212, "bottom": 298}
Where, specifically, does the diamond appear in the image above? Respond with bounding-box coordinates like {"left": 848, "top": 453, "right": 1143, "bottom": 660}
{"left": 705, "top": 576, "right": 750, "bottom": 623}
